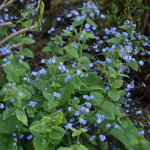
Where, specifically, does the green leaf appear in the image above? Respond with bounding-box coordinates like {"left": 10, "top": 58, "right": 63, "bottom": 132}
{"left": 74, "top": 145, "right": 88, "bottom": 150}
{"left": 30, "top": 121, "right": 44, "bottom": 134}
{"left": 47, "top": 42, "right": 55, "bottom": 47}
{"left": 117, "top": 117, "right": 128, "bottom": 128}
{"left": 106, "top": 36, "right": 124, "bottom": 44}
{"left": 21, "top": 48, "right": 34, "bottom": 58}
{"left": 65, "top": 43, "right": 78, "bottom": 58}
{"left": 108, "top": 89, "right": 121, "bottom": 101}
{"left": 23, "top": 20, "right": 32, "bottom": 27}
{"left": 54, "top": 46, "right": 63, "bottom": 55}
{"left": 24, "top": 38, "right": 35, "bottom": 45}
{"left": 48, "top": 99, "right": 58, "bottom": 110}
{"left": 108, "top": 67, "right": 117, "bottom": 78}
{"left": 63, "top": 30, "right": 72, "bottom": 36}
{"left": 130, "top": 135, "right": 139, "bottom": 145}
{"left": 81, "top": 72, "right": 99, "bottom": 86}
{"left": 71, "top": 77, "right": 82, "bottom": 90}
{"left": 33, "top": 135, "right": 45, "bottom": 150}
{"left": 16, "top": 110, "right": 28, "bottom": 126}
{"left": 78, "top": 56, "right": 90, "bottom": 70}
{"left": 100, "top": 142, "right": 108, "bottom": 150}
{"left": 98, "top": 101, "right": 115, "bottom": 120}
{"left": 86, "top": 33, "right": 96, "bottom": 39}
{"left": 128, "top": 61, "right": 138, "bottom": 71}
{"left": 90, "top": 92, "right": 104, "bottom": 106}
{"left": 42, "top": 46, "right": 53, "bottom": 52}
{"left": 113, "top": 79, "right": 123, "bottom": 88}
{"left": 54, "top": 113, "right": 64, "bottom": 125}
{"left": 118, "top": 74, "right": 129, "bottom": 78}
{"left": 57, "top": 148, "right": 72, "bottom": 150}
{"left": 42, "top": 91, "right": 54, "bottom": 101}
{"left": 3, "top": 107, "right": 15, "bottom": 120}
{"left": 71, "top": 128, "right": 82, "bottom": 137}
{"left": 14, "top": 68, "right": 26, "bottom": 76}
{"left": 0, "top": 27, "right": 8, "bottom": 35}
{"left": 86, "top": 18, "right": 98, "bottom": 27}
{"left": 75, "top": 20, "right": 84, "bottom": 26}
{"left": 0, "top": 116, "right": 17, "bottom": 133}
{"left": 49, "top": 127, "right": 65, "bottom": 139}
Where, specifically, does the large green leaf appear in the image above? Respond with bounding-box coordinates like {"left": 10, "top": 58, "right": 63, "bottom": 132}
{"left": 108, "top": 89, "right": 122, "bottom": 101}
{"left": 16, "top": 110, "right": 28, "bottom": 126}
{"left": 24, "top": 37, "right": 35, "bottom": 45}
{"left": 128, "top": 61, "right": 138, "bottom": 72}
{"left": 90, "top": 92, "right": 104, "bottom": 106}
{"left": 21, "top": 48, "right": 34, "bottom": 58}
{"left": 65, "top": 43, "right": 78, "bottom": 58}
{"left": 98, "top": 100, "right": 115, "bottom": 120}
{"left": 48, "top": 99, "right": 58, "bottom": 110}
{"left": 106, "top": 36, "right": 124, "bottom": 44}
{"left": 49, "top": 127, "right": 65, "bottom": 139}
{"left": 0, "top": 116, "right": 18, "bottom": 133}
{"left": 86, "top": 18, "right": 98, "bottom": 27}
{"left": 113, "top": 79, "right": 123, "bottom": 89}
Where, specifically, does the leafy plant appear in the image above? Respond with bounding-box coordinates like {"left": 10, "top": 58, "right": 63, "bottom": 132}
{"left": 0, "top": 1, "right": 150, "bottom": 150}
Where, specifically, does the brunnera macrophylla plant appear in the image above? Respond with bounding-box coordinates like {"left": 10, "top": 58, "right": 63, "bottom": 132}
{"left": 0, "top": 1, "right": 150, "bottom": 150}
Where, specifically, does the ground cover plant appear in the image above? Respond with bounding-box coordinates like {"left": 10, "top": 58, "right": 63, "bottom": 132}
{"left": 0, "top": 0, "right": 150, "bottom": 150}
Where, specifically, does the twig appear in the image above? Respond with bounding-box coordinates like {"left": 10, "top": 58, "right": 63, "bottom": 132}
{"left": 9, "top": 42, "right": 21, "bottom": 49}
{"left": 1, "top": 0, "right": 7, "bottom": 6}
{"left": 0, "top": 0, "right": 17, "bottom": 11}
{"left": 0, "top": 22, "right": 13, "bottom": 28}
{"left": 0, "top": 25, "right": 37, "bottom": 47}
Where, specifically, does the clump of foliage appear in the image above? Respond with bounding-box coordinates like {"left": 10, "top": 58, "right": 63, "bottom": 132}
{"left": 0, "top": 0, "right": 150, "bottom": 150}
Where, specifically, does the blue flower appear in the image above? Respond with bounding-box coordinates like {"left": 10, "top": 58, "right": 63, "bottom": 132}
{"left": 12, "top": 133, "right": 16, "bottom": 137}
{"left": 106, "top": 58, "right": 112, "bottom": 63}
{"left": 65, "top": 75, "right": 71, "bottom": 83}
{"left": 106, "top": 124, "right": 111, "bottom": 128}
{"left": 139, "top": 61, "right": 144, "bottom": 66}
{"left": 29, "top": 101, "right": 37, "bottom": 107}
{"left": 114, "top": 124, "right": 119, "bottom": 129}
{"left": 39, "top": 68, "right": 46, "bottom": 75}
{"left": 20, "top": 134, "right": 24, "bottom": 139}
{"left": 105, "top": 86, "right": 110, "bottom": 91}
{"left": 27, "top": 134, "right": 33, "bottom": 140}
{"left": 118, "top": 66, "right": 126, "bottom": 73}
{"left": 89, "top": 63, "right": 93, "bottom": 68}
{"left": 13, "top": 142, "right": 17, "bottom": 146}
{"left": 57, "top": 17, "right": 61, "bottom": 21}
{"left": 10, "top": 98, "right": 14, "bottom": 103}
{"left": 18, "top": 92, "right": 23, "bottom": 97}
{"left": 136, "top": 110, "right": 142, "bottom": 115}
{"left": 29, "top": 34, "right": 33, "bottom": 38}
{"left": 65, "top": 123, "right": 72, "bottom": 130}
{"left": 96, "top": 114, "right": 105, "bottom": 124}
{"left": 74, "top": 111, "right": 80, "bottom": 116}
{"left": 138, "top": 130, "right": 144, "bottom": 135}
{"left": 85, "top": 23, "right": 90, "bottom": 29}
{"left": 53, "top": 92, "right": 61, "bottom": 98}
{"left": 48, "top": 58, "right": 56, "bottom": 64}
{"left": 41, "top": 141, "right": 45, "bottom": 145}
{"left": 48, "top": 27, "right": 55, "bottom": 33}
{"left": 79, "top": 34, "right": 84, "bottom": 40}
{"left": 100, "top": 14, "right": 105, "bottom": 19}
{"left": 76, "top": 69, "right": 81, "bottom": 76}
{"left": 0, "top": 104, "right": 4, "bottom": 109}
{"left": 99, "top": 134, "right": 106, "bottom": 141}
{"left": 79, "top": 118, "right": 87, "bottom": 125}
{"left": 58, "top": 62, "right": 66, "bottom": 73}
{"left": 74, "top": 44, "right": 78, "bottom": 49}
{"left": 89, "top": 136, "right": 95, "bottom": 141}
